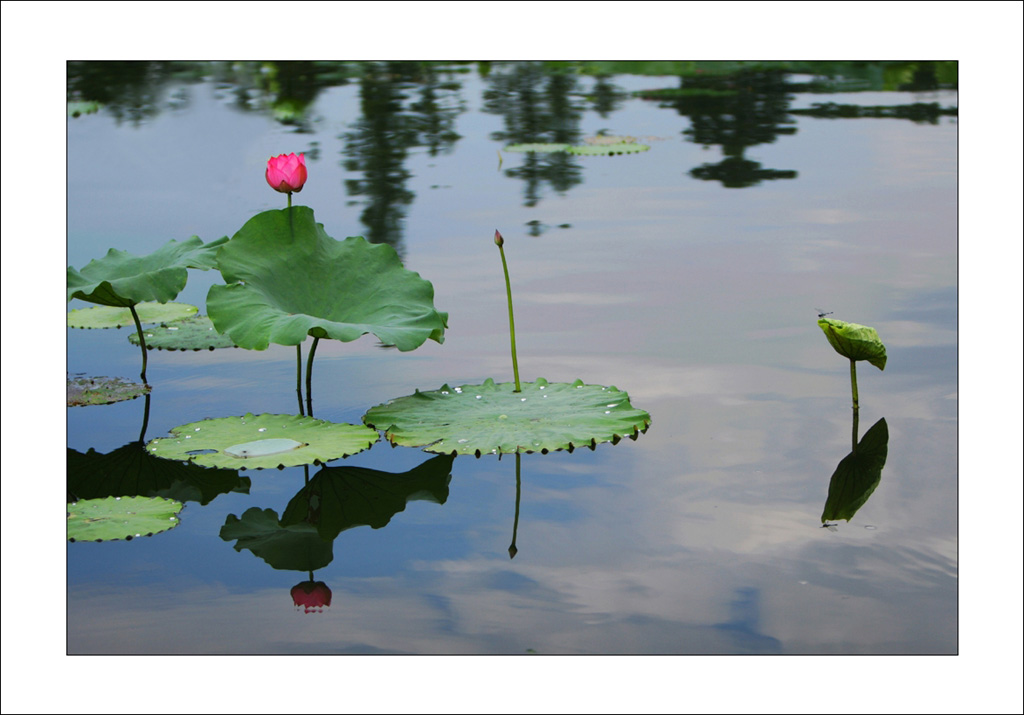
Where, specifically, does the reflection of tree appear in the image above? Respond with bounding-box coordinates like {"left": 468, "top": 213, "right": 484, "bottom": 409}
{"left": 650, "top": 69, "right": 798, "bottom": 188}
{"left": 483, "top": 62, "right": 585, "bottom": 208}
{"left": 342, "top": 62, "right": 463, "bottom": 252}
{"left": 67, "top": 61, "right": 190, "bottom": 126}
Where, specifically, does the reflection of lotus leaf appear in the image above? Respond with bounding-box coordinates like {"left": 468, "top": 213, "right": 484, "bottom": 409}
{"left": 67, "top": 376, "right": 150, "bottom": 407}
{"left": 68, "top": 236, "right": 227, "bottom": 308}
{"left": 68, "top": 302, "right": 198, "bottom": 329}
{"left": 568, "top": 143, "right": 650, "bottom": 156}
{"left": 818, "top": 318, "right": 887, "bottom": 370}
{"left": 206, "top": 207, "right": 448, "bottom": 351}
{"left": 67, "top": 496, "right": 183, "bottom": 542}
{"left": 822, "top": 418, "right": 889, "bottom": 523}
{"left": 67, "top": 443, "right": 250, "bottom": 505}
{"left": 220, "top": 507, "right": 333, "bottom": 571}
{"left": 147, "top": 413, "right": 378, "bottom": 470}
{"left": 127, "top": 315, "right": 239, "bottom": 351}
{"left": 363, "top": 377, "right": 651, "bottom": 456}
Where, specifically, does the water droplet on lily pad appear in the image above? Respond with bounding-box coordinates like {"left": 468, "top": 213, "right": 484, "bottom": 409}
{"left": 224, "top": 438, "right": 304, "bottom": 459}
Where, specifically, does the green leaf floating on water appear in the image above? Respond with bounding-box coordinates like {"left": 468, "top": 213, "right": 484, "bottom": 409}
{"left": 68, "top": 236, "right": 228, "bottom": 308}
{"left": 68, "top": 302, "right": 198, "bottom": 329}
{"left": 818, "top": 318, "right": 887, "bottom": 370}
{"left": 567, "top": 142, "right": 650, "bottom": 156}
{"left": 147, "top": 413, "right": 379, "bottom": 470}
{"left": 128, "top": 315, "right": 239, "bottom": 351}
{"left": 67, "top": 376, "right": 150, "bottom": 407}
{"left": 67, "top": 496, "right": 183, "bottom": 542}
{"left": 206, "top": 207, "right": 448, "bottom": 351}
{"left": 504, "top": 143, "right": 572, "bottom": 153}
{"left": 363, "top": 377, "right": 651, "bottom": 456}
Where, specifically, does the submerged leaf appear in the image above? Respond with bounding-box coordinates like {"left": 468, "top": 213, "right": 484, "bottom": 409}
{"left": 127, "top": 315, "right": 239, "bottom": 351}
{"left": 206, "top": 207, "right": 448, "bottom": 351}
{"left": 818, "top": 318, "right": 887, "bottom": 370}
{"left": 68, "top": 302, "right": 198, "bottom": 329}
{"left": 147, "top": 413, "right": 378, "bottom": 470}
{"left": 67, "top": 376, "right": 150, "bottom": 406}
{"left": 68, "top": 236, "right": 228, "bottom": 308}
{"left": 363, "top": 377, "right": 651, "bottom": 456}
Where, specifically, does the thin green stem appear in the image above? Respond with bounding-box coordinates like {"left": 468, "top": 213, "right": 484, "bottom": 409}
{"left": 128, "top": 303, "right": 149, "bottom": 384}
{"left": 497, "top": 242, "right": 521, "bottom": 392}
{"left": 849, "top": 358, "right": 859, "bottom": 412}
{"left": 305, "top": 336, "right": 320, "bottom": 417}
{"left": 296, "top": 344, "right": 305, "bottom": 416}
{"left": 138, "top": 392, "right": 152, "bottom": 443}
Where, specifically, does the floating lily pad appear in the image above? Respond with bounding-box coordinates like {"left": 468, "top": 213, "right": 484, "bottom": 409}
{"left": 68, "top": 235, "right": 228, "bottom": 308}
{"left": 363, "top": 377, "right": 651, "bottom": 456}
{"left": 67, "top": 496, "right": 183, "bottom": 542}
{"left": 582, "top": 134, "right": 637, "bottom": 145}
{"left": 147, "top": 413, "right": 379, "bottom": 470}
{"left": 567, "top": 142, "right": 650, "bottom": 156}
{"left": 503, "top": 143, "right": 572, "bottom": 153}
{"left": 68, "top": 302, "right": 198, "bottom": 329}
{"left": 206, "top": 207, "right": 448, "bottom": 351}
{"left": 67, "top": 376, "right": 151, "bottom": 406}
{"left": 818, "top": 318, "right": 887, "bottom": 370}
{"left": 127, "top": 315, "right": 239, "bottom": 351}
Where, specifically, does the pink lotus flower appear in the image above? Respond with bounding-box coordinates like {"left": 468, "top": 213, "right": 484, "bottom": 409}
{"left": 266, "top": 153, "right": 307, "bottom": 194}
{"left": 291, "top": 580, "right": 332, "bottom": 613}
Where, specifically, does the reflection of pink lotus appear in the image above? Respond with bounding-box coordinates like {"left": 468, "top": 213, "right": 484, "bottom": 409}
{"left": 291, "top": 581, "right": 332, "bottom": 613}
{"left": 266, "top": 153, "right": 307, "bottom": 194}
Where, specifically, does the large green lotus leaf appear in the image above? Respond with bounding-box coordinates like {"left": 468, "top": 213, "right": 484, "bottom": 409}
{"left": 822, "top": 418, "right": 889, "bottom": 523}
{"left": 567, "top": 142, "right": 650, "bottom": 156}
{"left": 206, "top": 207, "right": 448, "bottom": 351}
{"left": 504, "top": 143, "right": 571, "bottom": 153}
{"left": 68, "top": 236, "right": 228, "bottom": 308}
{"left": 146, "top": 413, "right": 379, "bottom": 470}
{"left": 68, "top": 443, "right": 250, "bottom": 506}
{"left": 280, "top": 454, "right": 454, "bottom": 540}
{"left": 68, "top": 302, "right": 198, "bottom": 329}
{"left": 128, "top": 315, "right": 239, "bottom": 351}
{"left": 67, "top": 496, "right": 183, "bottom": 542}
{"left": 220, "top": 507, "right": 333, "bottom": 571}
{"left": 363, "top": 377, "right": 651, "bottom": 456}
{"left": 818, "top": 318, "right": 887, "bottom": 370}
{"left": 67, "top": 376, "right": 150, "bottom": 407}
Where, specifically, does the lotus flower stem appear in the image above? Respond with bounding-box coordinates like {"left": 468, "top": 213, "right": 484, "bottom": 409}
{"left": 305, "top": 336, "right": 320, "bottom": 416}
{"left": 128, "top": 303, "right": 149, "bottom": 384}
{"left": 296, "top": 344, "right": 305, "bottom": 416}
{"left": 849, "top": 358, "right": 859, "bottom": 412}
{"left": 495, "top": 230, "right": 522, "bottom": 393}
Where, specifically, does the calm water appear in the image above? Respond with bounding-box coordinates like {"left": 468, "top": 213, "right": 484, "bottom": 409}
{"left": 66, "top": 61, "right": 958, "bottom": 654}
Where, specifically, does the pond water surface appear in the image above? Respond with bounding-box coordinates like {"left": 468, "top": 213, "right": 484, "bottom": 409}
{"left": 66, "top": 61, "right": 958, "bottom": 655}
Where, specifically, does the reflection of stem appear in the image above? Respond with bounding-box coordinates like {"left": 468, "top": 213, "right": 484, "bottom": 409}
{"left": 852, "top": 404, "right": 860, "bottom": 453}
{"left": 305, "top": 336, "right": 320, "bottom": 417}
{"left": 296, "top": 344, "right": 305, "bottom": 416}
{"left": 509, "top": 452, "right": 521, "bottom": 559}
{"left": 138, "top": 392, "right": 152, "bottom": 443}
{"left": 849, "top": 358, "right": 859, "bottom": 412}
{"left": 128, "top": 303, "right": 149, "bottom": 384}
{"left": 497, "top": 240, "right": 522, "bottom": 392}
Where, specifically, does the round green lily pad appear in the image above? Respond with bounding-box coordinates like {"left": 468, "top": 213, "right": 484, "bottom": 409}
{"left": 567, "top": 142, "right": 650, "bottom": 156}
{"left": 363, "top": 377, "right": 651, "bottom": 456}
{"left": 67, "top": 376, "right": 151, "bottom": 406}
{"left": 67, "top": 496, "right": 183, "bottom": 542}
{"left": 127, "top": 315, "right": 239, "bottom": 351}
{"left": 68, "top": 302, "right": 199, "bottom": 329}
{"left": 504, "top": 143, "right": 572, "bottom": 153}
{"left": 147, "top": 413, "right": 379, "bottom": 470}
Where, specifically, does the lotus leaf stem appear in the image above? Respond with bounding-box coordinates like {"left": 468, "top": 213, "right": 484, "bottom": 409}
{"left": 128, "top": 303, "right": 149, "bottom": 384}
{"left": 497, "top": 238, "right": 522, "bottom": 392}
{"left": 849, "top": 358, "right": 859, "bottom": 412}
{"left": 509, "top": 452, "right": 521, "bottom": 559}
{"left": 305, "top": 336, "right": 320, "bottom": 416}
{"left": 296, "top": 344, "right": 305, "bottom": 416}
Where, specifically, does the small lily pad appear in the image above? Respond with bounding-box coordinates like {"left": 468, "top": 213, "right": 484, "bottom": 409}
{"left": 127, "top": 315, "right": 239, "bottom": 351}
{"left": 68, "top": 302, "right": 199, "bottom": 329}
{"left": 818, "top": 318, "right": 887, "bottom": 370}
{"left": 567, "top": 143, "right": 650, "bottom": 156}
{"left": 503, "top": 143, "right": 572, "bottom": 153}
{"left": 67, "top": 496, "right": 183, "bottom": 542}
{"left": 147, "top": 413, "right": 379, "bottom": 470}
{"left": 582, "top": 134, "right": 637, "bottom": 145}
{"left": 363, "top": 377, "right": 651, "bottom": 456}
{"left": 67, "top": 376, "right": 151, "bottom": 406}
